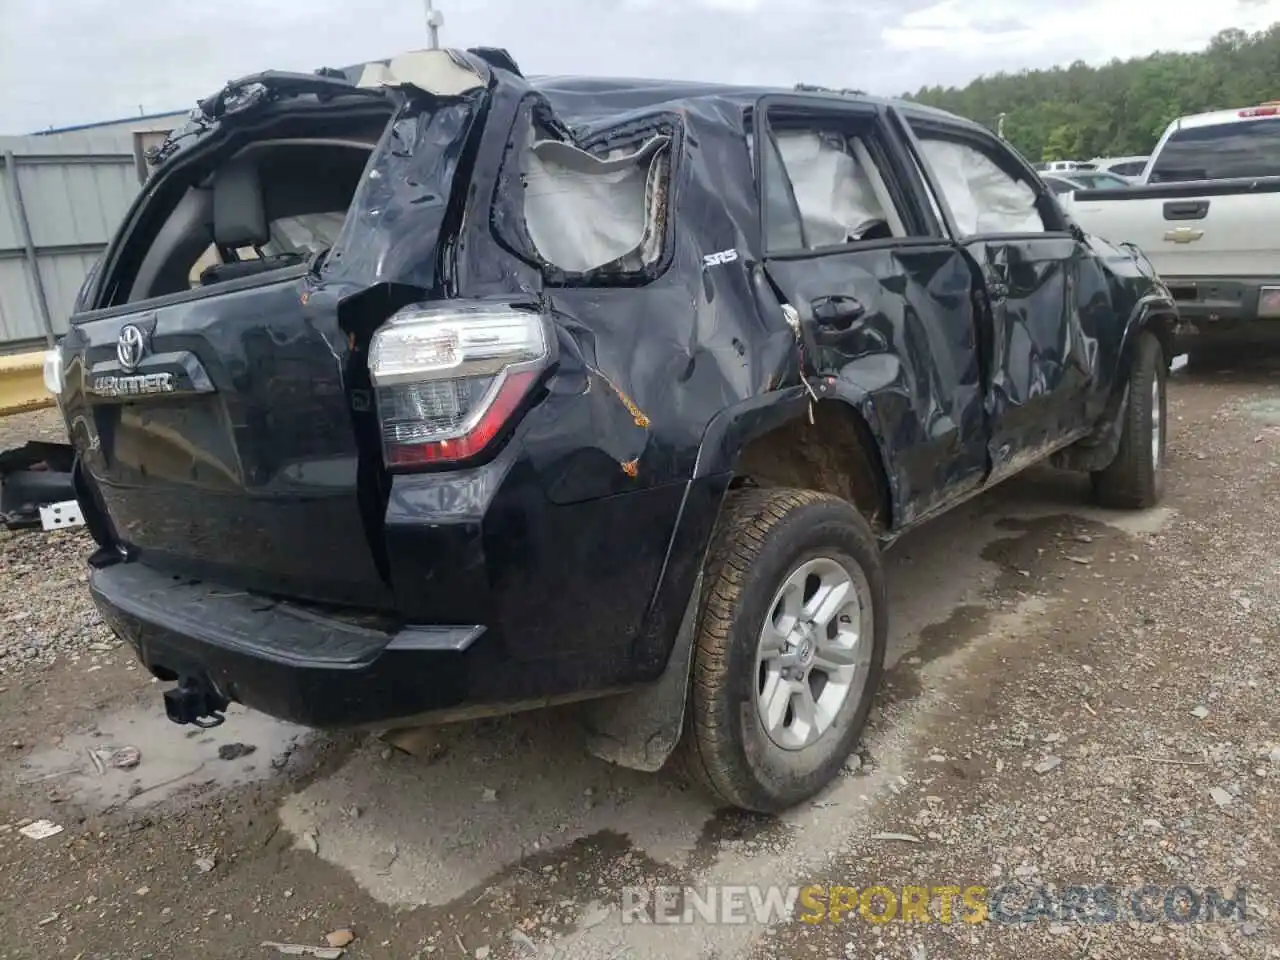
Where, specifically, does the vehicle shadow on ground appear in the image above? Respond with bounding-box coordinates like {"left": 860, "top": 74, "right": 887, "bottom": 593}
{"left": 272, "top": 464, "right": 1120, "bottom": 908}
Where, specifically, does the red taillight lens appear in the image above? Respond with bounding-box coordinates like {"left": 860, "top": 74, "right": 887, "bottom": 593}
{"left": 368, "top": 302, "right": 548, "bottom": 468}
{"left": 1240, "top": 105, "right": 1280, "bottom": 117}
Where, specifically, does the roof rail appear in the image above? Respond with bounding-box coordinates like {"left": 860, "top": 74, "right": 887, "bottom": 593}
{"left": 793, "top": 83, "right": 867, "bottom": 96}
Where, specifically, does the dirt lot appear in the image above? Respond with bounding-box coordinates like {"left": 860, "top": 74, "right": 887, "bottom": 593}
{"left": 0, "top": 362, "right": 1276, "bottom": 960}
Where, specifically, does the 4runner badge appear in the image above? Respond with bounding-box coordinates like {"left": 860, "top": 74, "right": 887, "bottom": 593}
{"left": 90, "top": 372, "right": 176, "bottom": 398}
{"left": 91, "top": 322, "right": 175, "bottom": 396}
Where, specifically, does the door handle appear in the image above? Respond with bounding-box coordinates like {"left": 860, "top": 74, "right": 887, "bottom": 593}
{"left": 1163, "top": 200, "right": 1209, "bottom": 221}
{"left": 810, "top": 295, "right": 866, "bottom": 331}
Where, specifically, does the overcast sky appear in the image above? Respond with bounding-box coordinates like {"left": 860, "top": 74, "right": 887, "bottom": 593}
{"left": 3, "top": 0, "right": 1280, "bottom": 134}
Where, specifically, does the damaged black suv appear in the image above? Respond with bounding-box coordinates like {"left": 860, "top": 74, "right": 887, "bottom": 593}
{"left": 51, "top": 48, "right": 1178, "bottom": 813}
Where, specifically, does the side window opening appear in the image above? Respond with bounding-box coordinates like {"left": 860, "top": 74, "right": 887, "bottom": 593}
{"left": 518, "top": 129, "right": 673, "bottom": 277}
{"left": 913, "top": 135, "right": 1047, "bottom": 237}
{"left": 756, "top": 116, "right": 912, "bottom": 252}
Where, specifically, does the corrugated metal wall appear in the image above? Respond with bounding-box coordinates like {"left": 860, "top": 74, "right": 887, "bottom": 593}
{"left": 0, "top": 116, "right": 183, "bottom": 352}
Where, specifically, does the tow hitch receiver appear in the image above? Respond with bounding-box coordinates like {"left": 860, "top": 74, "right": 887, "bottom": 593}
{"left": 163, "top": 678, "right": 230, "bottom": 729}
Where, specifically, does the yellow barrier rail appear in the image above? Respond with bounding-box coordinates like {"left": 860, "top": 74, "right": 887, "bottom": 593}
{"left": 0, "top": 350, "right": 54, "bottom": 417}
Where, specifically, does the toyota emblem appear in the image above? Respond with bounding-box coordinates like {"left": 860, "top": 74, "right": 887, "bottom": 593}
{"left": 117, "top": 324, "right": 146, "bottom": 372}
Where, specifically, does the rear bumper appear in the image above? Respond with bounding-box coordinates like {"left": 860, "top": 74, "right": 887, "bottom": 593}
{"left": 1164, "top": 275, "right": 1280, "bottom": 346}
{"left": 92, "top": 560, "right": 485, "bottom": 728}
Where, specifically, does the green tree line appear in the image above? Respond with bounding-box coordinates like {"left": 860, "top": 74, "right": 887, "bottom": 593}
{"left": 904, "top": 25, "right": 1280, "bottom": 162}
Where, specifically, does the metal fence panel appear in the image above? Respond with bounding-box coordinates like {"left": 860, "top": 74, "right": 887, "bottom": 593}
{"left": 38, "top": 251, "right": 102, "bottom": 334}
{"left": 0, "top": 122, "right": 178, "bottom": 352}
{"left": 0, "top": 260, "right": 40, "bottom": 343}
{"left": 18, "top": 158, "right": 138, "bottom": 250}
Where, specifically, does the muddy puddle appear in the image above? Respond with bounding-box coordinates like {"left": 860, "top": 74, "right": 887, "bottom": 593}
{"left": 14, "top": 703, "right": 309, "bottom": 810}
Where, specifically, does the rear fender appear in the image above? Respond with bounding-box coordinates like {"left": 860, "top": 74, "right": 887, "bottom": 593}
{"left": 582, "top": 386, "right": 895, "bottom": 773}
{"left": 695, "top": 383, "right": 898, "bottom": 530}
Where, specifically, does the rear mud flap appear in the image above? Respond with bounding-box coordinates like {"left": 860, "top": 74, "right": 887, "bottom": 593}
{"left": 580, "top": 573, "right": 702, "bottom": 772}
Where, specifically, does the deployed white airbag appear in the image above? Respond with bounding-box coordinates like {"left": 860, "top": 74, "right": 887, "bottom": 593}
{"left": 775, "top": 131, "right": 888, "bottom": 246}
{"left": 523, "top": 135, "right": 671, "bottom": 273}
{"left": 917, "top": 138, "right": 1043, "bottom": 236}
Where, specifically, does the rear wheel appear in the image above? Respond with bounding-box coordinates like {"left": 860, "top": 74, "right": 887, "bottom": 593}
{"left": 681, "top": 488, "right": 886, "bottom": 813}
{"left": 1091, "top": 332, "right": 1166, "bottom": 509}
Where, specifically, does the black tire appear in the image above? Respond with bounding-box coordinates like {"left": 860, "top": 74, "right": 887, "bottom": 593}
{"left": 1091, "top": 331, "right": 1166, "bottom": 509}
{"left": 680, "top": 487, "right": 887, "bottom": 813}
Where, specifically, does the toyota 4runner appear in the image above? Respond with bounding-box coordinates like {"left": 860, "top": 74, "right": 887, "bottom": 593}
{"left": 48, "top": 48, "right": 1178, "bottom": 813}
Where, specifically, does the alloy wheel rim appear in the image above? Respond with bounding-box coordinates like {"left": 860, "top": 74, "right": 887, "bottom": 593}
{"left": 754, "top": 556, "right": 872, "bottom": 751}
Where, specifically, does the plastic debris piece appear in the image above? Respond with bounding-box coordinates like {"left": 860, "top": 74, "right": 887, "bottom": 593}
{"left": 18, "top": 819, "right": 63, "bottom": 840}
{"left": 109, "top": 746, "right": 141, "bottom": 769}
{"left": 261, "top": 942, "right": 344, "bottom": 959}
{"left": 1033, "top": 756, "right": 1063, "bottom": 774}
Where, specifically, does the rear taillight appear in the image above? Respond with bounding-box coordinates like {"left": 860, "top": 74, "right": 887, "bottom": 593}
{"left": 368, "top": 302, "right": 548, "bottom": 468}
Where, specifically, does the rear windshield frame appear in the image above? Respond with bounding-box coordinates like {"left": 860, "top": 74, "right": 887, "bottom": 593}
{"left": 79, "top": 97, "right": 395, "bottom": 317}
{"left": 1149, "top": 116, "right": 1280, "bottom": 183}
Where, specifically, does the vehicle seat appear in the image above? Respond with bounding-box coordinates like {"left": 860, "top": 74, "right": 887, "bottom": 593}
{"left": 199, "top": 253, "right": 305, "bottom": 286}
{"left": 202, "top": 157, "right": 304, "bottom": 285}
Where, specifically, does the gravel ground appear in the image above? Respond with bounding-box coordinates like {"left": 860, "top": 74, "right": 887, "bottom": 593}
{"left": 0, "top": 366, "right": 1276, "bottom": 960}
{"left": 0, "top": 408, "right": 118, "bottom": 680}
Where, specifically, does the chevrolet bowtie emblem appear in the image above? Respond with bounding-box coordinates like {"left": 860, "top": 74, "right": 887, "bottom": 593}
{"left": 1163, "top": 226, "right": 1204, "bottom": 243}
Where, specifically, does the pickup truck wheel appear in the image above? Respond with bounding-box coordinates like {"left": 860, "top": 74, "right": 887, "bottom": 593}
{"left": 1091, "top": 331, "right": 1166, "bottom": 509}
{"left": 681, "top": 488, "right": 886, "bottom": 813}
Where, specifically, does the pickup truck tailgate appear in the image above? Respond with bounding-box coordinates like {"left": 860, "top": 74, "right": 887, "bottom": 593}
{"left": 1069, "top": 183, "right": 1280, "bottom": 278}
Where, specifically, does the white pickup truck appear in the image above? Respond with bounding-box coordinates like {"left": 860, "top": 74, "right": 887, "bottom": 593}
{"left": 1065, "top": 102, "right": 1280, "bottom": 354}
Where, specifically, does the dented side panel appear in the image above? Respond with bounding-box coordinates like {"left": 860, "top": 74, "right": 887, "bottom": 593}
{"left": 458, "top": 86, "right": 786, "bottom": 503}
{"left": 376, "top": 79, "right": 795, "bottom": 676}
{"left": 762, "top": 244, "right": 988, "bottom": 525}
{"left": 966, "top": 235, "right": 1093, "bottom": 480}
{"left": 318, "top": 98, "right": 481, "bottom": 293}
